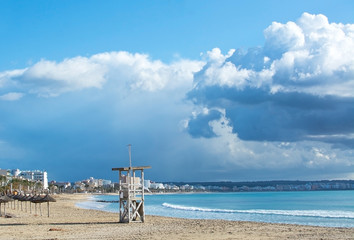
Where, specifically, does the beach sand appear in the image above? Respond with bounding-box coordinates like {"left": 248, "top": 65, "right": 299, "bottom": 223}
{"left": 0, "top": 194, "right": 353, "bottom": 240}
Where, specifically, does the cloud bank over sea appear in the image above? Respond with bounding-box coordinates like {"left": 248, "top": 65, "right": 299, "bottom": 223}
{"left": 0, "top": 13, "right": 353, "bottom": 181}
{"left": 185, "top": 13, "right": 354, "bottom": 173}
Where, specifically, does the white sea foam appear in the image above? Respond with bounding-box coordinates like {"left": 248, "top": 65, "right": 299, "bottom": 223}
{"left": 162, "top": 203, "right": 354, "bottom": 219}
{"left": 75, "top": 200, "right": 107, "bottom": 210}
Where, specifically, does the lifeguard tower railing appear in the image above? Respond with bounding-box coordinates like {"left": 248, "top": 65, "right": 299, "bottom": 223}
{"left": 112, "top": 166, "right": 151, "bottom": 223}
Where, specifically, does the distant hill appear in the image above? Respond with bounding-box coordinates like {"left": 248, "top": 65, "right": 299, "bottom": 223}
{"left": 161, "top": 180, "right": 354, "bottom": 191}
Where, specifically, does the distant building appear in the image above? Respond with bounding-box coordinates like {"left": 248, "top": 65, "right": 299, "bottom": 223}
{"left": 11, "top": 169, "right": 20, "bottom": 177}
{"left": 0, "top": 169, "right": 8, "bottom": 177}
{"left": 150, "top": 182, "right": 165, "bottom": 190}
{"left": 18, "top": 170, "right": 48, "bottom": 189}
{"left": 144, "top": 180, "right": 151, "bottom": 188}
{"left": 102, "top": 179, "right": 112, "bottom": 186}
{"left": 50, "top": 180, "right": 71, "bottom": 189}
{"left": 74, "top": 181, "right": 86, "bottom": 191}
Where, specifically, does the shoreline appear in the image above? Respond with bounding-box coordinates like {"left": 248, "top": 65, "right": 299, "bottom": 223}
{"left": 82, "top": 192, "right": 354, "bottom": 228}
{"left": 0, "top": 193, "right": 353, "bottom": 240}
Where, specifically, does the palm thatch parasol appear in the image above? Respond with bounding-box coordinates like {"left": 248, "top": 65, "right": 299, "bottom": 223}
{"left": 40, "top": 194, "right": 56, "bottom": 217}
{"left": 28, "top": 195, "right": 36, "bottom": 214}
{"left": 23, "top": 195, "right": 32, "bottom": 212}
{"left": 17, "top": 194, "right": 26, "bottom": 211}
{"left": 30, "top": 195, "right": 43, "bottom": 216}
{"left": 12, "top": 194, "right": 21, "bottom": 210}
{"left": 6, "top": 194, "right": 15, "bottom": 209}
{"left": 0, "top": 195, "right": 14, "bottom": 216}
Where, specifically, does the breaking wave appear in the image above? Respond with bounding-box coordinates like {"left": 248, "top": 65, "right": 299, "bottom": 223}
{"left": 162, "top": 203, "right": 354, "bottom": 219}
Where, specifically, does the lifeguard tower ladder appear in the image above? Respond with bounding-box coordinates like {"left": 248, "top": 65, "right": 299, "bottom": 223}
{"left": 112, "top": 145, "right": 151, "bottom": 223}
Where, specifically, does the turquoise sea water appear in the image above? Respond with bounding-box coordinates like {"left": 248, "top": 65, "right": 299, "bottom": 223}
{"left": 76, "top": 191, "right": 354, "bottom": 227}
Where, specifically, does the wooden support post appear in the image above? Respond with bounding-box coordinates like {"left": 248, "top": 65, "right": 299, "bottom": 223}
{"left": 141, "top": 169, "right": 145, "bottom": 222}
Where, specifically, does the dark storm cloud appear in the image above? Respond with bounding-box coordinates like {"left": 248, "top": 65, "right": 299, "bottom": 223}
{"left": 187, "top": 109, "right": 223, "bottom": 138}
{"left": 186, "top": 13, "right": 354, "bottom": 149}
{"left": 188, "top": 85, "right": 354, "bottom": 146}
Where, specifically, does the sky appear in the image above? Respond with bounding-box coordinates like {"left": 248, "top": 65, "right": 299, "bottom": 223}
{"left": 0, "top": 0, "right": 354, "bottom": 182}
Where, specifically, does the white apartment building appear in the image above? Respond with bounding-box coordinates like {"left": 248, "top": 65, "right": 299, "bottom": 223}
{"left": 150, "top": 182, "right": 165, "bottom": 190}
{"left": 18, "top": 170, "right": 48, "bottom": 189}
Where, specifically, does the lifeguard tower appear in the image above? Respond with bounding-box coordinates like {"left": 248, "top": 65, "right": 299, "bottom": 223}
{"left": 112, "top": 145, "right": 151, "bottom": 223}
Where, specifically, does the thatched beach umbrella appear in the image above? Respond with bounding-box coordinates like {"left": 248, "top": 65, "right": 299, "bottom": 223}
{"left": 23, "top": 195, "right": 32, "bottom": 212}
{"left": 30, "top": 195, "right": 42, "bottom": 216}
{"left": 12, "top": 194, "right": 21, "bottom": 210}
{"left": 6, "top": 194, "right": 14, "bottom": 209}
{"left": 0, "top": 196, "right": 6, "bottom": 216}
{"left": 6, "top": 194, "right": 15, "bottom": 210}
{"left": 28, "top": 195, "right": 37, "bottom": 214}
{"left": 40, "top": 194, "right": 56, "bottom": 217}
{"left": 23, "top": 195, "right": 28, "bottom": 210}
{"left": 17, "top": 194, "right": 26, "bottom": 211}
{"left": 0, "top": 195, "right": 14, "bottom": 216}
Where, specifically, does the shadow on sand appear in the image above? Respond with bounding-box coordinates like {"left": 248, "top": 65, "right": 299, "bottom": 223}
{"left": 0, "top": 221, "right": 120, "bottom": 227}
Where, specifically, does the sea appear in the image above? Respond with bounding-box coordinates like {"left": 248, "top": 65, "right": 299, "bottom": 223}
{"left": 75, "top": 190, "right": 354, "bottom": 228}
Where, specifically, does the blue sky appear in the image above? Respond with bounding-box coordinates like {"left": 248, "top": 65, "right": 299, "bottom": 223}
{"left": 1, "top": 1, "right": 353, "bottom": 182}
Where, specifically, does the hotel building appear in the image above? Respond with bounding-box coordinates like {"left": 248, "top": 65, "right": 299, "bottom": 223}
{"left": 13, "top": 169, "right": 49, "bottom": 189}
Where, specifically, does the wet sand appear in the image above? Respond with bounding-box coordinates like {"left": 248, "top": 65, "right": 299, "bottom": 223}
{"left": 0, "top": 194, "right": 353, "bottom": 240}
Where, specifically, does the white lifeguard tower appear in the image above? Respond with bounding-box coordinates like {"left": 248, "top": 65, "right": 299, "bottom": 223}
{"left": 112, "top": 145, "right": 151, "bottom": 223}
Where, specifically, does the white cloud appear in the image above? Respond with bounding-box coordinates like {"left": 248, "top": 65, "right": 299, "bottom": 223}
{"left": 22, "top": 57, "right": 106, "bottom": 97}
{"left": 0, "top": 69, "right": 27, "bottom": 89}
{"left": 194, "top": 13, "right": 354, "bottom": 97}
{"left": 198, "top": 110, "right": 353, "bottom": 170}
{"left": 264, "top": 20, "right": 305, "bottom": 51}
{"left": 197, "top": 48, "right": 274, "bottom": 89}
{"left": 0, "top": 51, "right": 204, "bottom": 97}
{"left": 0, "top": 92, "right": 24, "bottom": 101}
{"left": 269, "top": 13, "right": 354, "bottom": 97}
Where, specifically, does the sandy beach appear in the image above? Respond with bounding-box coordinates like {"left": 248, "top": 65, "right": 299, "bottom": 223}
{"left": 0, "top": 194, "right": 353, "bottom": 240}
